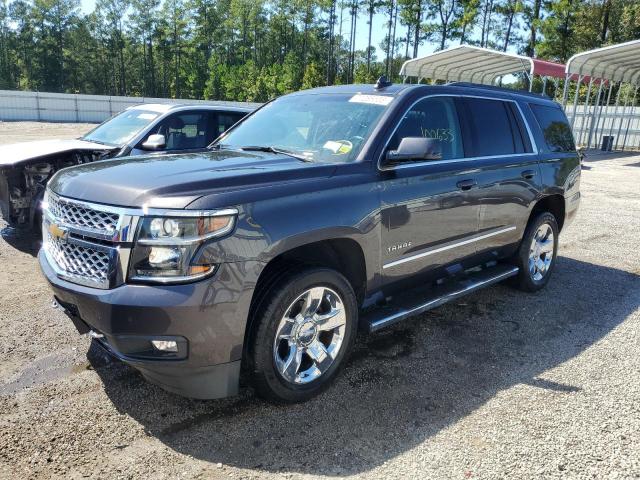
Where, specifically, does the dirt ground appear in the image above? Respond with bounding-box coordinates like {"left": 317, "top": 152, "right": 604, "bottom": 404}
{"left": 0, "top": 124, "right": 638, "bottom": 479}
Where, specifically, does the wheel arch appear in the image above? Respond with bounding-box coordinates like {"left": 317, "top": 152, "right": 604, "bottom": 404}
{"left": 243, "top": 236, "right": 368, "bottom": 364}
{"left": 528, "top": 194, "right": 566, "bottom": 232}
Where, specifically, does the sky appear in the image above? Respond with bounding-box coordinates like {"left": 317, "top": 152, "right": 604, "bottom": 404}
{"left": 78, "top": 0, "right": 444, "bottom": 61}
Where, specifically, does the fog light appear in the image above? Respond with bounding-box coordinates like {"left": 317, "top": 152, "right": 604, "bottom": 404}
{"left": 151, "top": 340, "right": 178, "bottom": 352}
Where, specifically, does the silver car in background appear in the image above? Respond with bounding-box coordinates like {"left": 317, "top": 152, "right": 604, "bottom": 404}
{"left": 0, "top": 103, "right": 253, "bottom": 229}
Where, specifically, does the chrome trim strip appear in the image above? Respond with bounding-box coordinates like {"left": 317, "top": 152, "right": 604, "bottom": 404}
{"left": 46, "top": 189, "right": 238, "bottom": 219}
{"left": 377, "top": 93, "right": 539, "bottom": 172}
{"left": 380, "top": 152, "right": 538, "bottom": 170}
{"left": 141, "top": 206, "right": 239, "bottom": 218}
{"left": 370, "top": 266, "right": 519, "bottom": 331}
{"left": 383, "top": 226, "right": 517, "bottom": 269}
{"left": 129, "top": 265, "right": 216, "bottom": 284}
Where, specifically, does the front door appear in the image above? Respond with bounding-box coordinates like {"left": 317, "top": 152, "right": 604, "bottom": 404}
{"left": 378, "top": 96, "right": 480, "bottom": 286}
{"left": 129, "top": 110, "right": 211, "bottom": 155}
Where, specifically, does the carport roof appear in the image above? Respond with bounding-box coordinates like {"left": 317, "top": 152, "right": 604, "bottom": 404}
{"left": 399, "top": 45, "right": 566, "bottom": 84}
{"left": 565, "top": 39, "right": 640, "bottom": 85}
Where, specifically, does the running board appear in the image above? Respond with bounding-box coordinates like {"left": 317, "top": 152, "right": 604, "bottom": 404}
{"left": 363, "top": 264, "right": 519, "bottom": 333}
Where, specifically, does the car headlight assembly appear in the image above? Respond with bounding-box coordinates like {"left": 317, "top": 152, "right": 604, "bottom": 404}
{"left": 129, "top": 212, "right": 236, "bottom": 283}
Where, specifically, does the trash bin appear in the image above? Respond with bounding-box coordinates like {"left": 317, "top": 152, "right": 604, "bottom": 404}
{"left": 601, "top": 135, "right": 614, "bottom": 151}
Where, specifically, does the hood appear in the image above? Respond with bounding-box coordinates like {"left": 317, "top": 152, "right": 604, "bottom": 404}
{"left": 0, "top": 139, "right": 116, "bottom": 167}
{"left": 48, "top": 149, "right": 337, "bottom": 209}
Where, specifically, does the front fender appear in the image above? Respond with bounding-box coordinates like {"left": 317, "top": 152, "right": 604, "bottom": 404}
{"left": 196, "top": 179, "right": 383, "bottom": 292}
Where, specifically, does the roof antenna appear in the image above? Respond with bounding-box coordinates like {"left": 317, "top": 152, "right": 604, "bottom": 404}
{"left": 374, "top": 76, "right": 392, "bottom": 90}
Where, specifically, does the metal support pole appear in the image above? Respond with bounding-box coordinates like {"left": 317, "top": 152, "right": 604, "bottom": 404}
{"left": 607, "top": 83, "right": 622, "bottom": 138}
{"left": 542, "top": 76, "right": 548, "bottom": 96}
{"left": 562, "top": 74, "right": 570, "bottom": 108}
{"left": 615, "top": 84, "right": 632, "bottom": 150}
{"left": 578, "top": 77, "right": 594, "bottom": 146}
{"left": 552, "top": 78, "right": 560, "bottom": 101}
{"left": 35, "top": 91, "right": 41, "bottom": 121}
{"left": 586, "top": 80, "right": 604, "bottom": 149}
{"left": 570, "top": 75, "right": 583, "bottom": 128}
{"left": 621, "top": 86, "right": 639, "bottom": 151}
{"left": 529, "top": 73, "right": 534, "bottom": 92}
{"left": 594, "top": 82, "right": 614, "bottom": 149}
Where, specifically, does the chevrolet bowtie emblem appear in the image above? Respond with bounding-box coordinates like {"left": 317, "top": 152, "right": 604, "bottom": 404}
{"left": 48, "top": 222, "right": 69, "bottom": 242}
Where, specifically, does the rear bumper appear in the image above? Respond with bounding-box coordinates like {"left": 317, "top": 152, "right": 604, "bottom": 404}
{"left": 39, "top": 249, "right": 259, "bottom": 399}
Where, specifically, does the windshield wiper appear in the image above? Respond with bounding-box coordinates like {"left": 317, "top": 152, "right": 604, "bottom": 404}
{"left": 239, "top": 145, "right": 312, "bottom": 162}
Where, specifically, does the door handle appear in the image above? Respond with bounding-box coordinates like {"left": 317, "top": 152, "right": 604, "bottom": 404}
{"left": 521, "top": 170, "right": 536, "bottom": 180}
{"left": 456, "top": 179, "right": 477, "bottom": 191}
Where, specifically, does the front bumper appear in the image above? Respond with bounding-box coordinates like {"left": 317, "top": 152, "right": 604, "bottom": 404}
{"left": 39, "top": 249, "right": 258, "bottom": 399}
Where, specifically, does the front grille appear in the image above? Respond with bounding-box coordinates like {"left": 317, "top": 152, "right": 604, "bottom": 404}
{"left": 43, "top": 192, "right": 125, "bottom": 289}
{"left": 48, "top": 193, "right": 119, "bottom": 233}
{"left": 45, "top": 232, "right": 111, "bottom": 286}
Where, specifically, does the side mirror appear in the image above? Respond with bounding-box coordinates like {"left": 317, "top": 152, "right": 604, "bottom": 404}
{"left": 385, "top": 137, "right": 442, "bottom": 164}
{"left": 142, "top": 134, "right": 166, "bottom": 151}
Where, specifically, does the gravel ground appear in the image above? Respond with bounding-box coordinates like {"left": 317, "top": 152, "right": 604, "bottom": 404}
{"left": 0, "top": 126, "right": 638, "bottom": 479}
{"left": 0, "top": 122, "right": 94, "bottom": 145}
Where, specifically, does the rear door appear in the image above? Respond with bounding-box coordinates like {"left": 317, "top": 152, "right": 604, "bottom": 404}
{"left": 458, "top": 96, "right": 542, "bottom": 255}
{"left": 378, "top": 96, "right": 480, "bottom": 285}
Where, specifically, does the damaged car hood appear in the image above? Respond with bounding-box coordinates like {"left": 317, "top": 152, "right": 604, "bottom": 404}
{"left": 0, "top": 139, "right": 116, "bottom": 167}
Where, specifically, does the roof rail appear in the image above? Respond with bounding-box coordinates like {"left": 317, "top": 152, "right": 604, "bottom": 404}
{"left": 446, "top": 81, "right": 548, "bottom": 99}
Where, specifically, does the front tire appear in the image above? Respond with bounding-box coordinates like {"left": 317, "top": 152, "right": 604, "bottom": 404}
{"left": 249, "top": 267, "right": 358, "bottom": 403}
{"left": 512, "top": 212, "right": 559, "bottom": 292}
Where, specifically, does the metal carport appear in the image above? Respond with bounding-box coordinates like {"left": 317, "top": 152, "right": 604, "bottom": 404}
{"left": 564, "top": 39, "right": 640, "bottom": 151}
{"left": 399, "top": 45, "right": 567, "bottom": 94}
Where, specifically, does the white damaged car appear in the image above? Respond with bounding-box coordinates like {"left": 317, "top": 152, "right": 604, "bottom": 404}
{"left": 0, "top": 103, "right": 252, "bottom": 229}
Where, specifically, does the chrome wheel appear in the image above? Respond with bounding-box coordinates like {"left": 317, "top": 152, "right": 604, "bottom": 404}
{"left": 273, "top": 286, "right": 347, "bottom": 385}
{"left": 529, "top": 223, "right": 555, "bottom": 281}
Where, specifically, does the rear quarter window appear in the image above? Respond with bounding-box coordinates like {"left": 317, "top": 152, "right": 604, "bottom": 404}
{"left": 530, "top": 104, "right": 576, "bottom": 153}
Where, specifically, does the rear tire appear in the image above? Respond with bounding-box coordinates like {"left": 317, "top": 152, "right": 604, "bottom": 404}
{"left": 248, "top": 267, "right": 357, "bottom": 403}
{"left": 512, "top": 212, "right": 559, "bottom": 292}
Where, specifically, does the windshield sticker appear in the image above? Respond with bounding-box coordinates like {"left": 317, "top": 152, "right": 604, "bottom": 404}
{"left": 137, "top": 113, "right": 158, "bottom": 120}
{"left": 349, "top": 94, "right": 393, "bottom": 106}
{"left": 323, "top": 140, "right": 353, "bottom": 155}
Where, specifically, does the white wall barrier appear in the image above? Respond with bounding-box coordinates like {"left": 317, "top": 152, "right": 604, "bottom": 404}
{"left": 567, "top": 105, "right": 640, "bottom": 151}
{"left": 0, "top": 90, "right": 260, "bottom": 123}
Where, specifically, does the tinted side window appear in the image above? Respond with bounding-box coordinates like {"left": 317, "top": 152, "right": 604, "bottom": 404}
{"left": 388, "top": 96, "right": 464, "bottom": 161}
{"left": 530, "top": 104, "right": 576, "bottom": 153}
{"left": 147, "top": 111, "right": 212, "bottom": 150}
{"left": 216, "top": 112, "right": 245, "bottom": 136}
{"left": 464, "top": 98, "right": 518, "bottom": 156}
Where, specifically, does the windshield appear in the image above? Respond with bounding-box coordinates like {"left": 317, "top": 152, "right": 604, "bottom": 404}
{"left": 215, "top": 93, "right": 392, "bottom": 163}
{"left": 82, "top": 109, "right": 161, "bottom": 146}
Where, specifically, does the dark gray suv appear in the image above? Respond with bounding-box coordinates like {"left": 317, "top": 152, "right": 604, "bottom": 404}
{"left": 39, "top": 81, "right": 581, "bottom": 403}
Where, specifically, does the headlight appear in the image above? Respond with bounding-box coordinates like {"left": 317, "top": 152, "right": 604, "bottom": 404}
{"left": 128, "top": 212, "right": 236, "bottom": 283}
